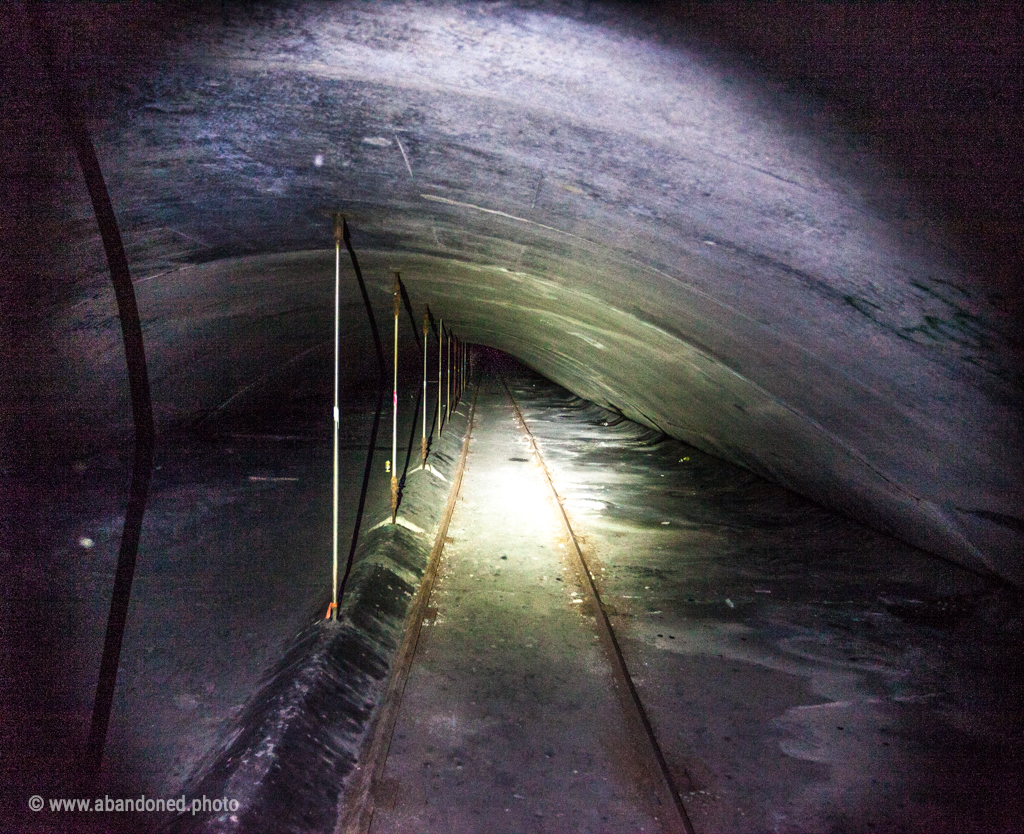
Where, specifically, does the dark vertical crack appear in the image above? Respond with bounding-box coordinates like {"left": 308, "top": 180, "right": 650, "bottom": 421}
{"left": 29, "top": 4, "right": 156, "bottom": 786}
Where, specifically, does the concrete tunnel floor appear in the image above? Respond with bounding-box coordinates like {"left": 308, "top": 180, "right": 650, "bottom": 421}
{"left": 370, "top": 373, "right": 665, "bottom": 834}
{"left": 3, "top": 3, "right": 1024, "bottom": 829}
{"left": 8, "top": 352, "right": 1022, "bottom": 832}
{"left": 363, "top": 362, "right": 1024, "bottom": 834}
{"left": 501, "top": 367, "right": 1024, "bottom": 833}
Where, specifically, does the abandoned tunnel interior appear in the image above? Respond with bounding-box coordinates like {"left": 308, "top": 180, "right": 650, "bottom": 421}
{"left": 2, "top": 1, "right": 1023, "bottom": 832}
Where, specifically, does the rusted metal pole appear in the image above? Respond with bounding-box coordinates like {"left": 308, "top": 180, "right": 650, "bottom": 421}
{"left": 330, "top": 214, "right": 343, "bottom": 618}
{"left": 438, "top": 318, "right": 444, "bottom": 435}
{"left": 421, "top": 306, "right": 429, "bottom": 465}
{"left": 391, "top": 272, "right": 400, "bottom": 523}
{"left": 452, "top": 334, "right": 458, "bottom": 408}
{"left": 337, "top": 218, "right": 386, "bottom": 608}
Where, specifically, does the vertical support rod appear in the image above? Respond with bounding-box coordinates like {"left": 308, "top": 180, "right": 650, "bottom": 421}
{"left": 331, "top": 215, "right": 342, "bottom": 618}
{"left": 446, "top": 327, "right": 452, "bottom": 426}
{"left": 422, "top": 307, "right": 429, "bottom": 464}
{"left": 391, "top": 273, "right": 400, "bottom": 523}
{"left": 439, "top": 319, "right": 445, "bottom": 435}
{"left": 338, "top": 217, "right": 386, "bottom": 607}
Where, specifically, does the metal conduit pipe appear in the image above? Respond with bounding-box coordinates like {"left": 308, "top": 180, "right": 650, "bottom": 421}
{"left": 391, "top": 273, "right": 400, "bottom": 524}
{"left": 34, "top": 14, "right": 156, "bottom": 782}
{"left": 446, "top": 326, "right": 452, "bottom": 427}
{"left": 438, "top": 318, "right": 445, "bottom": 435}
{"left": 422, "top": 307, "right": 429, "bottom": 465}
{"left": 336, "top": 217, "right": 386, "bottom": 613}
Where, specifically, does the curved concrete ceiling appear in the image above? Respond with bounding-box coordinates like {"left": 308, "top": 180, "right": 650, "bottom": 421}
{"left": 3, "top": 1, "right": 1022, "bottom": 582}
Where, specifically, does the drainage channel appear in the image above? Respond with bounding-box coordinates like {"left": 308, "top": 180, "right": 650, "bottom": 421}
{"left": 338, "top": 371, "right": 694, "bottom": 834}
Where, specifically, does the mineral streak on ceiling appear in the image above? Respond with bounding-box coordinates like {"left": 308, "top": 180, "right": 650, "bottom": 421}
{"left": 2, "top": 1, "right": 1023, "bottom": 582}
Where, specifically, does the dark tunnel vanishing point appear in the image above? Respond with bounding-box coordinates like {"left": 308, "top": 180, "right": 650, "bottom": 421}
{"left": 1, "top": 0, "right": 1023, "bottom": 827}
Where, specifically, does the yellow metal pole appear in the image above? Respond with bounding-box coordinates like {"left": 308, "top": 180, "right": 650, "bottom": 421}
{"left": 391, "top": 272, "right": 400, "bottom": 524}
{"left": 422, "top": 306, "right": 429, "bottom": 465}
{"left": 330, "top": 213, "right": 342, "bottom": 620}
{"left": 439, "top": 319, "right": 445, "bottom": 434}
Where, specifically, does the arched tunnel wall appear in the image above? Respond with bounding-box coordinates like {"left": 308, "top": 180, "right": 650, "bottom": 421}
{"left": 59, "top": 244, "right": 1022, "bottom": 585}
{"left": 2, "top": 1, "right": 1023, "bottom": 584}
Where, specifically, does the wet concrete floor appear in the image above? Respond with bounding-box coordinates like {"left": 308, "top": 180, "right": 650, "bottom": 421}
{"left": 9, "top": 354, "right": 1021, "bottom": 833}
{"left": 366, "top": 362, "right": 1024, "bottom": 834}
{"left": 369, "top": 375, "right": 664, "bottom": 833}
{"left": 506, "top": 368, "right": 1024, "bottom": 834}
